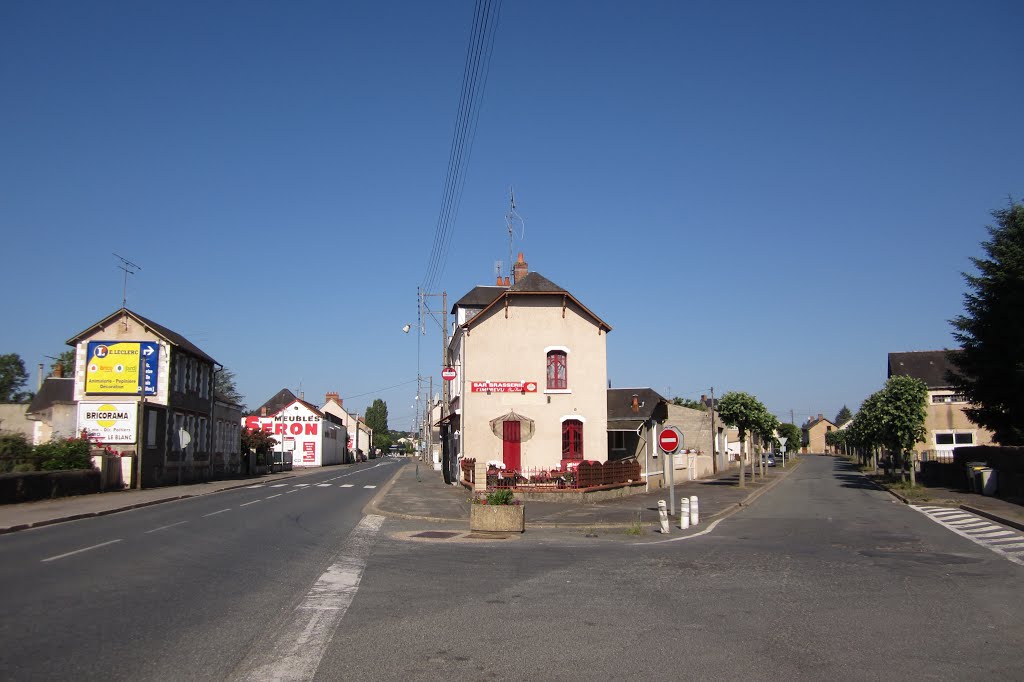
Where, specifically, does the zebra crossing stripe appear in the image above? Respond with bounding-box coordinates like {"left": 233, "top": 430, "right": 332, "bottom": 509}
{"left": 341, "top": 484, "right": 354, "bottom": 488}
{"left": 317, "top": 483, "right": 332, "bottom": 487}
{"left": 910, "top": 505, "right": 1024, "bottom": 567}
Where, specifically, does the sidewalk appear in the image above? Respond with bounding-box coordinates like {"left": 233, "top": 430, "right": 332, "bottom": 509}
{"left": 368, "top": 459, "right": 802, "bottom": 528}
{"left": 0, "top": 468, "right": 323, "bottom": 534}
{"left": 868, "top": 473, "right": 1024, "bottom": 532}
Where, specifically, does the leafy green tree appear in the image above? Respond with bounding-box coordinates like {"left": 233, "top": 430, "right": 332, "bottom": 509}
{"left": 949, "top": 200, "right": 1024, "bottom": 445}
{"left": 215, "top": 368, "right": 247, "bottom": 412}
{"left": 776, "top": 422, "right": 801, "bottom": 457}
{"left": 50, "top": 350, "right": 76, "bottom": 377}
{"left": 835, "top": 405, "right": 852, "bottom": 426}
{"left": 364, "top": 399, "right": 389, "bottom": 436}
{"left": 671, "top": 397, "right": 707, "bottom": 411}
{"left": 717, "top": 391, "right": 772, "bottom": 487}
{"left": 848, "top": 391, "right": 885, "bottom": 471}
{"left": 754, "top": 411, "right": 781, "bottom": 477}
{"left": 879, "top": 375, "right": 928, "bottom": 485}
{"left": 0, "top": 353, "right": 31, "bottom": 402}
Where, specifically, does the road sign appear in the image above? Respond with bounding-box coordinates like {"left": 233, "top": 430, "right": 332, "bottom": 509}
{"left": 658, "top": 427, "right": 681, "bottom": 454}
{"left": 778, "top": 436, "right": 788, "bottom": 447}
{"left": 441, "top": 367, "right": 457, "bottom": 381}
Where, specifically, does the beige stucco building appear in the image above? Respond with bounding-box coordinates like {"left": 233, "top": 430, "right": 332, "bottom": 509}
{"left": 447, "top": 254, "right": 611, "bottom": 473}
{"left": 801, "top": 414, "right": 836, "bottom": 453}
{"left": 887, "top": 350, "right": 996, "bottom": 456}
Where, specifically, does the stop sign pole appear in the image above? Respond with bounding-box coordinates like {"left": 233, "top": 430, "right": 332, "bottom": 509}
{"left": 659, "top": 426, "right": 682, "bottom": 518}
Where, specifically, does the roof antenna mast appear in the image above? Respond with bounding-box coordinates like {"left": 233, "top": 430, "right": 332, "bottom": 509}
{"left": 505, "top": 186, "right": 525, "bottom": 281}
{"left": 113, "top": 253, "right": 142, "bottom": 310}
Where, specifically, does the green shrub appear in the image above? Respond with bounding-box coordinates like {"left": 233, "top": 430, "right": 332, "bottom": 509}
{"left": 0, "top": 432, "right": 35, "bottom": 473}
{"left": 34, "top": 437, "right": 94, "bottom": 471}
{"left": 485, "top": 488, "right": 516, "bottom": 506}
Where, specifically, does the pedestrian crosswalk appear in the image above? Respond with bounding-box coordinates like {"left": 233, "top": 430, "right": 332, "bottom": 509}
{"left": 911, "top": 505, "right": 1024, "bottom": 566}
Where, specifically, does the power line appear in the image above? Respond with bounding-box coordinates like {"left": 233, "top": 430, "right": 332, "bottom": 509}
{"left": 420, "top": 0, "right": 502, "bottom": 293}
{"left": 341, "top": 378, "right": 419, "bottom": 402}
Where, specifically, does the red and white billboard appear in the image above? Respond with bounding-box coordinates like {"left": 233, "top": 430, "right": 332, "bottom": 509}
{"left": 470, "top": 381, "right": 538, "bottom": 393}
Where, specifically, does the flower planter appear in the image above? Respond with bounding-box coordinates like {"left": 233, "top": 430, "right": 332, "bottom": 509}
{"left": 470, "top": 504, "right": 525, "bottom": 533}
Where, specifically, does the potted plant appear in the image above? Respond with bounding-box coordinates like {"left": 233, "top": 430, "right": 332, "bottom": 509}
{"left": 470, "top": 488, "right": 525, "bottom": 533}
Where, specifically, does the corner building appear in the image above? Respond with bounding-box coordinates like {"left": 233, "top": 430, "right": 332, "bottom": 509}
{"left": 447, "top": 253, "right": 611, "bottom": 472}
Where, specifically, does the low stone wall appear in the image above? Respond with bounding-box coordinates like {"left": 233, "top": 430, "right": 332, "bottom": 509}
{"left": 0, "top": 469, "right": 101, "bottom": 505}
{"left": 514, "top": 481, "right": 647, "bottom": 504}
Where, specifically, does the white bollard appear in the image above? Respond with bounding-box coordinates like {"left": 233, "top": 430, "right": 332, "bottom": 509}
{"left": 689, "top": 495, "right": 699, "bottom": 526}
{"left": 680, "top": 497, "right": 690, "bottom": 529}
{"left": 658, "top": 500, "right": 670, "bottom": 534}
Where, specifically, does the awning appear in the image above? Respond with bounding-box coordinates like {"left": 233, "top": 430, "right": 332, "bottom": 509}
{"left": 489, "top": 410, "right": 535, "bottom": 441}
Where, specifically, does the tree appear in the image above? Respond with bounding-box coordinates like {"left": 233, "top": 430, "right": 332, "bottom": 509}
{"left": 671, "top": 397, "right": 707, "bottom": 411}
{"left": 364, "top": 399, "right": 389, "bottom": 436}
{"left": 50, "top": 349, "right": 76, "bottom": 377}
{"left": 716, "top": 391, "right": 772, "bottom": 487}
{"left": 879, "top": 375, "right": 928, "bottom": 485}
{"left": 754, "top": 411, "right": 781, "bottom": 478}
{"left": 0, "top": 354, "right": 31, "bottom": 402}
{"left": 215, "top": 368, "right": 247, "bottom": 412}
{"left": 949, "top": 200, "right": 1024, "bottom": 445}
{"left": 835, "top": 405, "right": 852, "bottom": 426}
{"left": 777, "top": 422, "right": 801, "bottom": 459}
{"left": 848, "top": 391, "right": 885, "bottom": 472}
{"left": 240, "top": 428, "right": 276, "bottom": 466}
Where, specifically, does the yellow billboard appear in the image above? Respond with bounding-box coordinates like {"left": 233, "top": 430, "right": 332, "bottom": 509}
{"left": 85, "top": 341, "right": 143, "bottom": 395}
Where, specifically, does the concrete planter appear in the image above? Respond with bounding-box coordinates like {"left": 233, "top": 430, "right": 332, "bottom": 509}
{"left": 470, "top": 504, "right": 525, "bottom": 533}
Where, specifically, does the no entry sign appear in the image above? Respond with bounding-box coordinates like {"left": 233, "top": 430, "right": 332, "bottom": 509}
{"left": 658, "top": 427, "right": 682, "bottom": 454}
{"left": 441, "top": 367, "right": 457, "bottom": 381}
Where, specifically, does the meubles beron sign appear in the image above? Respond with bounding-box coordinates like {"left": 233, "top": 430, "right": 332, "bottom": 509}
{"left": 470, "top": 381, "right": 538, "bottom": 393}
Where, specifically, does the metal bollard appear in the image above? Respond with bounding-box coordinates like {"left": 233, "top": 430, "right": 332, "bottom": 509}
{"left": 658, "top": 500, "right": 669, "bottom": 534}
{"left": 680, "top": 497, "right": 690, "bottom": 529}
{"left": 689, "top": 495, "right": 699, "bottom": 526}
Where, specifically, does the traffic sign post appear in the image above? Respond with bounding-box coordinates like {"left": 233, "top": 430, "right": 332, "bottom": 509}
{"left": 659, "top": 426, "right": 683, "bottom": 518}
{"left": 441, "top": 367, "right": 457, "bottom": 381}
{"left": 778, "top": 436, "right": 788, "bottom": 468}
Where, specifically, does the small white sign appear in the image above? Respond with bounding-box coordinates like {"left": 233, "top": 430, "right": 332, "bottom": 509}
{"left": 78, "top": 402, "right": 137, "bottom": 444}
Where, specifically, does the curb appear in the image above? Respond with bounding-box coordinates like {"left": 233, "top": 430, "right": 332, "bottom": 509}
{"left": 960, "top": 504, "right": 1024, "bottom": 533}
{"left": 0, "top": 474, "right": 299, "bottom": 535}
{"left": 367, "top": 459, "right": 803, "bottom": 530}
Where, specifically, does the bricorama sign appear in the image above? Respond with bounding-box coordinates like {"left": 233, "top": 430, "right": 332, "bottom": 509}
{"left": 78, "top": 402, "right": 138, "bottom": 444}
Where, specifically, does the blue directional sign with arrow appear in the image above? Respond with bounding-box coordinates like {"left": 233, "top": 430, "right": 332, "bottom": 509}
{"left": 141, "top": 341, "right": 159, "bottom": 395}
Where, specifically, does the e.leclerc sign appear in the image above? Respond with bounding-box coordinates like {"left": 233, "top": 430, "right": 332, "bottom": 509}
{"left": 86, "top": 341, "right": 159, "bottom": 396}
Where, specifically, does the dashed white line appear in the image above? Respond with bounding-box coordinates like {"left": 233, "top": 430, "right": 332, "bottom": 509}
{"left": 340, "top": 484, "right": 354, "bottom": 488}
{"left": 42, "top": 539, "right": 122, "bottom": 563}
{"left": 286, "top": 490, "right": 298, "bottom": 494}
{"left": 267, "top": 494, "right": 282, "bottom": 499}
{"left": 316, "top": 484, "right": 332, "bottom": 488}
{"left": 246, "top": 485, "right": 265, "bottom": 489}
{"left": 204, "top": 509, "right": 231, "bottom": 517}
{"left": 363, "top": 485, "right": 376, "bottom": 489}
{"left": 294, "top": 484, "right": 311, "bottom": 488}
{"left": 145, "top": 521, "right": 188, "bottom": 534}
{"left": 270, "top": 484, "right": 288, "bottom": 488}
{"left": 240, "top": 500, "right": 261, "bottom": 507}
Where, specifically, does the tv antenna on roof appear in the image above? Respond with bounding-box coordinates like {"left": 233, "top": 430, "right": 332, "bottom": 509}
{"left": 505, "top": 186, "right": 525, "bottom": 277}
{"left": 113, "top": 253, "right": 142, "bottom": 309}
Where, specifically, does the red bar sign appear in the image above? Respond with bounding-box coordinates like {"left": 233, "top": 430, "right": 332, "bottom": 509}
{"left": 471, "top": 381, "right": 538, "bottom": 393}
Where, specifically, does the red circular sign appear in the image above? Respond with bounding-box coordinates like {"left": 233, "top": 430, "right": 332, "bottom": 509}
{"left": 441, "top": 367, "right": 457, "bottom": 381}
{"left": 658, "top": 428, "right": 680, "bottom": 453}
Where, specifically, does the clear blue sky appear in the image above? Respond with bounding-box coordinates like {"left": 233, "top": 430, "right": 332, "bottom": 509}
{"left": 2, "top": 0, "right": 1022, "bottom": 430}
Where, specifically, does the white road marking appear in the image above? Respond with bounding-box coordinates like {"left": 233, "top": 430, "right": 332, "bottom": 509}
{"left": 294, "top": 484, "right": 311, "bottom": 488}
{"left": 286, "top": 490, "right": 298, "bottom": 494}
{"left": 271, "top": 484, "right": 288, "bottom": 488}
{"left": 145, "top": 521, "right": 188, "bottom": 534}
{"left": 363, "top": 485, "right": 376, "bottom": 489}
{"left": 316, "top": 483, "right": 332, "bottom": 487}
{"left": 340, "top": 484, "right": 354, "bottom": 488}
{"left": 232, "top": 515, "right": 385, "bottom": 681}
{"left": 240, "top": 500, "right": 260, "bottom": 507}
{"left": 267, "top": 494, "right": 282, "bottom": 499}
{"left": 640, "top": 517, "right": 726, "bottom": 545}
{"left": 203, "top": 509, "right": 231, "bottom": 517}
{"left": 42, "top": 539, "right": 122, "bottom": 563}
{"left": 246, "top": 485, "right": 265, "bottom": 489}
{"left": 910, "top": 505, "right": 1024, "bottom": 566}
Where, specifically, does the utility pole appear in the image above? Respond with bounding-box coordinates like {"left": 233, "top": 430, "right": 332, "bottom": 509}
{"left": 710, "top": 386, "right": 717, "bottom": 474}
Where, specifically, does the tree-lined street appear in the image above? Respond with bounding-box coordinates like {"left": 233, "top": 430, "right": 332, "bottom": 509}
{"left": 2, "top": 455, "right": 1021, "bottom": 680}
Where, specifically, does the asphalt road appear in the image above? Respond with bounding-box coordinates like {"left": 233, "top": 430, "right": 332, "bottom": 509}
{"left": 2, "top": 455, "right": 1022, "bottom": 681}
{"left": 0, "top": 459, "right": 400, "bottom": 681}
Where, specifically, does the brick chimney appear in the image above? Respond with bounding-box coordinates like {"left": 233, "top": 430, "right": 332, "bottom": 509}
{"left": 503, "top": 276, "right": 510, "bottom": 286}
{"left": 52, "top": 362, "right": 63, "bottom": 378}
{"left": 325, "top": 391, "right": 341, "bottom": 406}
{"left": 495, "top": 274, "right": 503, "bottom": 285}
{"left": 513, "top": 252, "right": 528, "bottom": 284}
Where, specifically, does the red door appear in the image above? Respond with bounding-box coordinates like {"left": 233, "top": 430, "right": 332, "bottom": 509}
{"left": 502, "top": 421, "right": 521, "bottom": 472}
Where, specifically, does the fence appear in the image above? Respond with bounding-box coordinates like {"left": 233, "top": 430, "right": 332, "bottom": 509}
{"left": 462, "top": 459, "right": 642, "bottom": 491}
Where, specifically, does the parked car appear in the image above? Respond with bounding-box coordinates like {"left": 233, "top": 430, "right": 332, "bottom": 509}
{"left": 761, "top": 453, "right": 776, "bottom": 467}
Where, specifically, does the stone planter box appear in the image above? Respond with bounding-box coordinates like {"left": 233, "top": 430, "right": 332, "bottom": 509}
{"left": 470, "top": 504, "right": 525, "bottom": 533}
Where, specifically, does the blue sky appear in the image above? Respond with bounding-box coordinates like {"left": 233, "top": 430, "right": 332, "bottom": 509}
{"left": 2, "top": 0, "right": 1022, "bottom": 430}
